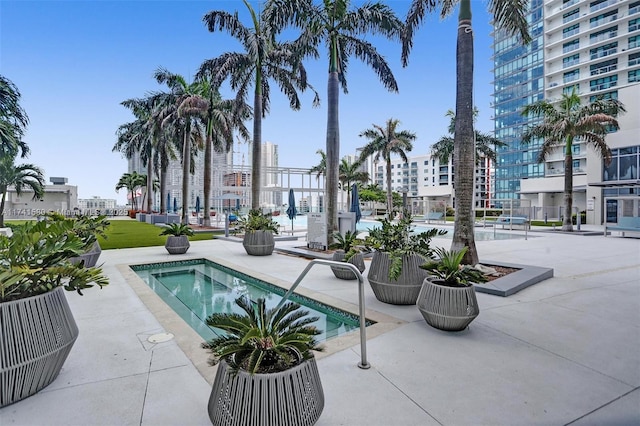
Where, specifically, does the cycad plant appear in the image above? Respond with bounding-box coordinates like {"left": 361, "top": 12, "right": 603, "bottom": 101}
{"left": 234, "top": 209, "right": 280, "bottom": 234}
{"left": 329, "top": 230, "right": 363, "bottom": 262}
{"left": 420, "top": 247, "right": 487, "bottom": 287}
{"left": 203, "top": 296, "right": 323, "bottom": 375}
{"left": 159, "top": 222, "right": 194, "bottom": 237}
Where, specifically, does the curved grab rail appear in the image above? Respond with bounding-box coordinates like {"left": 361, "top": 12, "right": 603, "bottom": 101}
{"left": 275, "top": 259, "right": 370, "bottom": 369}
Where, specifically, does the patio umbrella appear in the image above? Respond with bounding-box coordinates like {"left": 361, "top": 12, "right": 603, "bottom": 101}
{"left": 195, "top": 196, "right": 201, "bottom": 214}
{"left": 286, "top": 189, "right": 297, "bottom": 232}
{"left": 173, "top": 197, "right": 177, "bottom": 214}
{"left": 166, "top": 192, "right": 171, "bottom": 214}
{"left": 350, "top": 183, "right": 362, "bottom": 223}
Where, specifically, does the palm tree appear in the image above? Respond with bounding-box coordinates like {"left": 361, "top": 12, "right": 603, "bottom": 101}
{"left": 431, "top": 109, "right": 506, "bottom": 165}
{"left": 0, "top": 75, "right": 30, "bottom": 158}
{"left": 154, "top": 68, "right": 206, "bottom": 224}
{"left": 522, "top": 89, "right": 625, "bottom": 232}
{"left": 309, "top": 149, "right": 326, "bottom": 181}
{"left": 402, "top": 0, "right": 530, "bottom": 265}
{"left": 0, "top": 154, "right": 45, "bottom": 227}
{"left": 199, "top": 0, "right": 319, "bottom": 211}
{"left": 266, "top": 0, "right": 403, "bottom": 242}
{"left": 338, "top": 158, "right": 369, "bottom": 208}
{"left": 358, "top": 118, "right": 416, "bottom": 218}
{"left": 115, "top": 171, "right": 146, "bottom": 211}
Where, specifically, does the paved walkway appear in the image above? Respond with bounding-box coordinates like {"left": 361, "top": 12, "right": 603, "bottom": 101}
{"left": 1, "top": 225, "right": 639, "bottom": 425}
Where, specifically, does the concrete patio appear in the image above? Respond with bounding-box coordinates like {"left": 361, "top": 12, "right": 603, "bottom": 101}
{"left": 1, "top": 224, "right": 639, "bottom": 425}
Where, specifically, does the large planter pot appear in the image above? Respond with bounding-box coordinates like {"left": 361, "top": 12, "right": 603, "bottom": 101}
{"left": 165, "top": 235, "right": 190, "bottom": 254}
{"left": 417, "top": 277, "right": 480, "bottom": 332}
{"left": 208, "top": 357, "right": 324, "bottom": 426}
{"left": 330, "top": 250, "right": 365, "bottom": 280}
{"left": 367, "top": 252, "right": 429, "bottom": 305}
{"left": 242, "top": 230, "right": 275, "bottom": 256}
{"left": 70, "top": 241, "right": 102, "bottom": 268}
{"left": 0, "top": 287, "right": 79, "bottom": 407}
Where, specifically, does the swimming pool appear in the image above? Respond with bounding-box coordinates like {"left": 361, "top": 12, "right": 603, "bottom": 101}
{"left": 275, "top": 215, "right": 527, "bottom": 240}
{"left": 130, "top": 259, "right": 371, "bottom": 342}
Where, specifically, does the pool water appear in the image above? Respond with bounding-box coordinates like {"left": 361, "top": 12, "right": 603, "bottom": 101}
{"left": 274, "top": 215, "right": 527, "bottom": 241}
{"left": 131, "top": 259, "right": 370, "bottom": 342}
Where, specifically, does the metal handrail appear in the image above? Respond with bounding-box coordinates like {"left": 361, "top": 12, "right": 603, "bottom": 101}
{"left": 275, "top": 259, "right": 370, "bottom": 369}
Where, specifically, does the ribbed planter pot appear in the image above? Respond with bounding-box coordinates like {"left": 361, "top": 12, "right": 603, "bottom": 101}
{"left": 417, "top": 277, "right": 480, "bottom": 332}
{"left": 367, "top": 252, "right": 429, "bottom": 305}
{"left": 330, "top": 251, "right": 365, "bottom": 280}
{"left": 0, "top": 287, "right": 79, "bottom": 407}
{"left": 208, "top": 357, "right": 324, "bottom": 426}
{"left": 70, "top": 241, "right": 102, "bottom": 267}
{"left": 242, "top": 230, "right": 275, "bottom": 256}
{"left": 165, "top": 235, "right": 190, "bottom": 254}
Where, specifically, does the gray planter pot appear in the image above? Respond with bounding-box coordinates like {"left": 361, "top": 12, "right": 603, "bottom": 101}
{"left": 165, "top": 235, "right": 190, "bottom": 254}
{"left": 367, "top": 252, "right": 429, "bottom": 305}
{"left": 242, "top": 230, "right": 275, "bottom": 256}
{"left": 208, "top": 357, "right": 324, "bottom": 426}
{"left": 70, "top": 241, "right": 102, "bottom": 268}
{"left": 0, "top": 287, "right": 79, "bottom": 407}
{"left": 331, "top": 250, "right": 365, "bottom": 280}
{"left": 417, "top": 277, "right": 480, "bottom": 331}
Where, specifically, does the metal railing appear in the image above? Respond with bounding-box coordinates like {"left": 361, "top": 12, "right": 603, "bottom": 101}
{"left": 275, "top": 259, "right": 370, "bottom": 370}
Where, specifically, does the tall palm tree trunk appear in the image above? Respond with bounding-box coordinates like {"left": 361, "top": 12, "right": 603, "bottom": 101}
{"left": 181, "top": 128, "right": 191, "bottom": 224}
{"left": 563, "top": 136, "right": 574, "bottom": 231}
{"left": 326, "top": 71, "right": 340, "bottom": 241}
{"left": 146, "top": 154, "right": 153, "bottom": 213}
{"left": 251, "top": 79, "right": 263, "bottom": 211}
{"left": 385, "top": 159, "right": 393, "bottom": 218}
{"left": 0, "top": 191, "right": 7, "bottom": 227}
{"left": 160, "top": 157, "right": 168, "bottom": 214}
{"left": 203, "top": 133, "right": 212, "bottom": 227}
{"left": 452, "top": 0, "right": 479, "bottom": 265}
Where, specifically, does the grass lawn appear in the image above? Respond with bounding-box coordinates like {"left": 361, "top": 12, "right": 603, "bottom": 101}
{"left": 97, "top": 220, "right": 221, "bottom": 249}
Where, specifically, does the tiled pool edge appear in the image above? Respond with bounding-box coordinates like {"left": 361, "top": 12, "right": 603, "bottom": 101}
{"left": 117, "top": 258, "right": 405, "bottom": 385}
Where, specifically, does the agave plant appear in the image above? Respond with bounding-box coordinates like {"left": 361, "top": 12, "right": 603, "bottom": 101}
{"left": 203, "top": 296, "right": 323, "bottom": 375}
{"left": 420, "top": 247, "right": 488, "bottom": 287}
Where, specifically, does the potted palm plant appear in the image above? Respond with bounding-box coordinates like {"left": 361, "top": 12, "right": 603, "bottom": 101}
{"left": 234, "top": 209, "right": 279, "bottom": 256}
{"left": 159, "top": 223, "right": 194, "bottom": 254}
{"left": 0, "top": 219, "right": 109, "bottom": 407}
{"left": 364, "top": 214, "right": 447, "bottom": 305}
{"left": 329, "top": 230, "right": 366, "bottom": 280}
{"left": 203, "top": 296, "right": 324, "bottom": 426}
{"left": 417, "top": 247, "right": 488, "bottom": 331}
{"left": 61, "top": 213, "right": 110, "bottom": 267}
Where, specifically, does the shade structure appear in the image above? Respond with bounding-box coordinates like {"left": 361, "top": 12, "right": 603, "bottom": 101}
{"left": 286, "top": 189, "right": 297, "bottom": 231}
{"left": 350, "top": 184, "right": 362, "bottom": 223}
{"left": 195, "top": 196, "right": 201, "bottom": 214}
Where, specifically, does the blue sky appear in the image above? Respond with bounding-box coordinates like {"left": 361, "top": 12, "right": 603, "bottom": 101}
{"left": 1, "top": 0, "right": 495, "bottom": 205}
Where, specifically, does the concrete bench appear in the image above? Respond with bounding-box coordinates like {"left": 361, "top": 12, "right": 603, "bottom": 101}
{"left": 605, "top": 216, "right": 640, "bottom": 237}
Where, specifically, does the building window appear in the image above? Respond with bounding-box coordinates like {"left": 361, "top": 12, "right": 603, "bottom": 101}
{"left": 590, "top": 58, "right": 617, "bottom": 76}
{"left": 604, "top": 146, "right": 639, "bottom": 181}
{"left": 563, "top": 39, "right": 580, "bottom": 53}
{"left": 630, "top": 35, "right": 640, "bottom": 49}
{"left": 563, "top": 84, "right": 580, "bottom": 94}
{"left": 563, "top": 69, "right": 580, "bottom": 83}
{"left": 590, "top": 10, "right": 618, "bottom": 29}
{"left": 590, "top": 26, "right": 617, "bottom": 44}
{"left": 590, "top": 75, "right": 618, "bottom": 92}
{"left": 630, "top": 18, "right": 640, "bottom": 32}
{"left": 590, "top": 42, "right": 617, "bottom": 60}
{"left": 630, "top": 52, "right": 640, "bottom": 67}
{"left": 590, "top": 0, "right": 613, "bottom": 13}
{"left": 563, "top": 23, "right": 580, "bottom": 39}
{"left": 590, "top": 90, "right": 618, "bottom": 102}
{"left": 563, "top": 8, "right": 580, "bottom": 24}
{"left": 631, "top": 1, "right": 640, "bottom": 15}
{"left": 563, "top": 53, "right": 580, "bottom": 68}
{"left": 630, "top": 69, "right": 640, "bottom": 83}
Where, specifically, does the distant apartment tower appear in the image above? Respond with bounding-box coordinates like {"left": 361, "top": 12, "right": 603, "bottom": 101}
{"left": 260, "top": 142, "right": 281, "bottom": 208}
{"left": 493, "top": 0, "right": 640, "bottom": 222}
{"left": 78, "top": 196, "right": 117, "bottom": 210}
